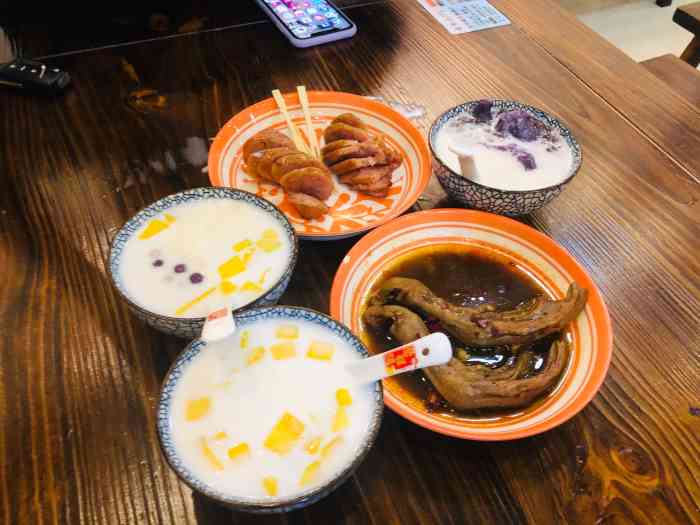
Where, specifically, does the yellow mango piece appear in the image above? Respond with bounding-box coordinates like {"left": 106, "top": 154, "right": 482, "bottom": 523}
{"left": 175, "top": 285, "right": 217, "bottom": 316}
{"left": 138, "top": 218, "right": 170, "bottom": 240}
{"left": 241, "top": 281, "right": 263, "bottom": 293}
{"left": 332, "top": 406, "right": 349, "bottom": 433}
{"left": 220, "top": 281, "right": 237, "bottom": 295}
{"left": 213, "top": 431, "right": 228, "bottom": 441}
{"left": 185, "top": 397, "right": 211, "bottom": 421}
{"left": 306, "top": 341, "right": 335, "bottom": 361}
{"left": 227, "top": 443, "right": 250, "bottom": 461}
{"left": 304, "top": 436, "right": 322, "bottom": 455}
{"left": 246, "top": 347, "right": 265, "bottom": 366}
{"left": 336, "top": 388, "right": 352, "bottom": 407}
{"left": 271, "top": 342, "right": 296, "bottom": 360}
{"left": 264, "top": 412, "right": 305, "bottom": 455}
{"left": 164, "top": 213, "right": 176, "bottom": 223}
{"left": 262, "top": 228, "right": 279, "bottom": 240}
{"left": 276, "top": 324, "right": 299, "bottom": 339}
{"left": 321, "top": 436, "right": 344, "bottom": 460}
{"left": 200, "top": 437, "right": 224, "bottom": 470}
{"left": 242, "top": 250, "right": 255, "bottom": 264}
{"left": 300, "top": 461, "right": 321, "bottom": 486}
{"left": 240, "top": 330, "right": 250, "bottom": 349}
{"left": 218, "top": 256, "right": 246, "bottom": 280}
{"left": 256, "top": 238, "right": 282, "bottom": 253}
{"left": 262, "top": 477, "right": 278, "bottom": 497}
{"left": 233, "top": 239, "right": 252, "bottom": 252}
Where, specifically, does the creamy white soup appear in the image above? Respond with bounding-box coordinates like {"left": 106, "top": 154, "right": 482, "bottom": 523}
{"left": 434, "top": 103, "right": 574, "bottom": 191}
{"left": 119, "top": 199, "right": 292, "bottom": 318}
{"left": 169, "top": 318, "right": 376, "bottom": 501}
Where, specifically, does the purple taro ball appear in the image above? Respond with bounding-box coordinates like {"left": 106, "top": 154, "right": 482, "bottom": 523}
{"left": 495, "top": 110, "right": 543, "bottom": 142}
{"left": 190, "top": 273, "right": 204, "bottom": 284}
{"left": 174, "top": 264, "right": 187, "bottom": 273}
{"left": 153, "top": 259, "right": 164, "bottom": 267}
{"left": 516, "top": 152, "right": 537, "bottom": 171}
{"left": 472, "top": 100, "right": 493, "bottom": 123}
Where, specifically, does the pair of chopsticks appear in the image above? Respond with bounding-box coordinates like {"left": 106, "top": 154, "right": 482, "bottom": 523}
{"left": 271, "top": 86, "right": 321, "bottom": 160}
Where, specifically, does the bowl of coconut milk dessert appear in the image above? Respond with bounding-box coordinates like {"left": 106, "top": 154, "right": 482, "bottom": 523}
{"left": 429, "top": 100, "right": 582, "bottom": 216}
{"left": 157, "top": 306, "right": 386, "bottom": 512}
{"left": 108, "top": 187, "right": 298, "bottom": 338}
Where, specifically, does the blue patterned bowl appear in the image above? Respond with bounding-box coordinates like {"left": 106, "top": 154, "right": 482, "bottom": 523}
{"left": 108, "top": 187, "right": 298, "bottom": 338}
{"left": 157, "top": 306, "right": 384, "bottom": 513}
{"left": 429, "top": 100, "right": 582, "bottom": 216}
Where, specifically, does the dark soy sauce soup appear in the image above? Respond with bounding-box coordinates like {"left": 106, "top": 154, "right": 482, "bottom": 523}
{"left": 361, "top": 244, "right": 560, "bottom": 419}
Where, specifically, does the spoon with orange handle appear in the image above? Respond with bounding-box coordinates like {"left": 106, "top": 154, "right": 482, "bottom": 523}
{"left": 346, "top": 333, "right": 452, "bottom": 384}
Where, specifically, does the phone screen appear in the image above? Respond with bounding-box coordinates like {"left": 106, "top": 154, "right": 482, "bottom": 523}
{"left": 262, "top": 0, "right": 353, "bottom": 39}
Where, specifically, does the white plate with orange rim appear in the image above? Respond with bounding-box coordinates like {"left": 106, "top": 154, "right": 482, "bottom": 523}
{"left": 330, "top": 209, "right": 612, "bottom": 441}
{"left": 208, "top": 91, "right": 432, "bottom": 241}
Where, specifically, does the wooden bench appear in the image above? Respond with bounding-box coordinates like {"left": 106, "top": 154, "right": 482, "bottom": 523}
{"left": 641, "top": 54, "right": 700, "bottom": 106}
{"left": 674, "top": 2, "right": 700, "bottom": 66}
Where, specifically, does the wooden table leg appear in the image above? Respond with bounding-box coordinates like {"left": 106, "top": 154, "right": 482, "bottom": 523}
{"left": 680, "top": 35, "right": 700, "bottom": 66}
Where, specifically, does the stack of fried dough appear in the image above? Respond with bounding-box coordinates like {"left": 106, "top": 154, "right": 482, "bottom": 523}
{"left": 243, "top": 129, "right": 333, "bottom": 219}
{"left": 321, "top": 113, "right": 402, "bottom": 198}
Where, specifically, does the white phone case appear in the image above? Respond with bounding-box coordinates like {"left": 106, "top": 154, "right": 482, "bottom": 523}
{"left": 254, "top": 0, "right": 357, "bottom": 48}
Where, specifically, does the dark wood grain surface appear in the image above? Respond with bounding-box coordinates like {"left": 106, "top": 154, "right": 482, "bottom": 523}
{"left": 1, "top": 1, "right": 699, "bottom": 524}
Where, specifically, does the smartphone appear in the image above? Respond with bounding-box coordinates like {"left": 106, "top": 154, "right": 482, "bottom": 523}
{"left": 255, "top": 0, "right": 357, "bottom": 48}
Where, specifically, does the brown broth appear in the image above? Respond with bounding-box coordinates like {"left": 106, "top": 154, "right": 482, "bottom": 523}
{"left": 361, "top": 244, "right": 562, "bottom": 420}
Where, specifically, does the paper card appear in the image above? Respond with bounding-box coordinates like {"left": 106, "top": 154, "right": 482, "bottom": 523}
{"left": 416, "top": 0, "right": 511, "bottom": 34}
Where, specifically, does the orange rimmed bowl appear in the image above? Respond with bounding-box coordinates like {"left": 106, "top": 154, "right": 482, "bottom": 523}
{"left": 330, "top": 209, "right": 612, "bottom": 440}
{"left": 208, "top": 91, "right": 432, "bottom": 241}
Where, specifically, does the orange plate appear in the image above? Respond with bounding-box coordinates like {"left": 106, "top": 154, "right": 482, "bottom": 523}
{"left": 330, "top": 209, "right": 613, "bottom": 440}
{"left": 208, "top": 91, "right": 431, "bottom": 240}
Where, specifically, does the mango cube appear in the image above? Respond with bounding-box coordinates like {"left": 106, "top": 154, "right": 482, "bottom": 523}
{"left": 264, "top": 412, "right": 305, "bottom": 455}
{"left": 276, "top": 324, "right": 299, "bottom": 339}
{"left": 332, "top": 406, "right": 349, "bottom": 433}
{"left": 185, "top": 397, "right": 211, "bottom": 421}
{"left": 300, "top": 461, "right": 321, "bottom": 486}
{"left": 262, "top": 477, "right": 278, "bottom": 497}
{"left": 227, "top": 443, "right": 250, "bottom": 461}
{"left": 233, "top": 239, "right": 252, "bottom": 252}
{"left": 213, "top": 431, "right": 228, "bottom": 441}
{"left": 271, "top": 342, "right": 296, "bottom": 360}
{"left": 321, "top": 436, "right": 344, "bottom": 460}
{"left": 262, "top": 228, "right": 279, "bottom": 240}
{"left": 218, "top": 256, "right": 246, "bottom": 280}
{"left": 256, "top": 238, "right": 281, "bottom": 253}
{"left": 138, "top": 219, "right": 170, "bottom": 240}
{"left": 241, "top": 281, "right": 263, "bottom": 293}
{"left": 247, "top": 347, "right": 265, "bottom": 366}
{"left": 240, "top": 330, "right": 250, "bottom": 349}
{"left": 304, "top": 436, "right": 322, "bottom": 455}
{"left": 336, "top": 388, "right": 352, "bottom": 407}
{"left": 220, "top": 281, "right": 237, "bottom": 295}
{"left": 200, "top": 437, "right": 224, "bottom": 470}
{"left": 307, "top": 341, "right": 335, "bottom": 361}
{"left": 164, "top": 213, "right": 176, "bottom": 223}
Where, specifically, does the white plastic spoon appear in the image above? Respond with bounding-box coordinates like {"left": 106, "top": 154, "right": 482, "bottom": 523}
{"left": 448, "top": 143, "right": 481, "bottom": 183}
{"left": 200, "top": 304, "right": 236, "bottom": 343}
{"left": 346, "top": 332, "right": 452, "bottom": 385}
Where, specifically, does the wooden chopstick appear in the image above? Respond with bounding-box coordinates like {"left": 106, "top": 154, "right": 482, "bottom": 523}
{"left": 297, "top": 85, "right": 320, "bottom": 159}
{"left": 271, "top": 89, "right": 312, "bottom": 156}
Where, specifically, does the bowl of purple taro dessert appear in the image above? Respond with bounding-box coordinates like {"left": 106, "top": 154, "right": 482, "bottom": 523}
{"left": 429, "top": 100, "right": 582, "bottom": 216}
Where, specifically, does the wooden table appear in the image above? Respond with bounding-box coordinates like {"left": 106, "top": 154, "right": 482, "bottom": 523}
{"left": 1, "top": 1, "right": 699, "bottom": 523}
